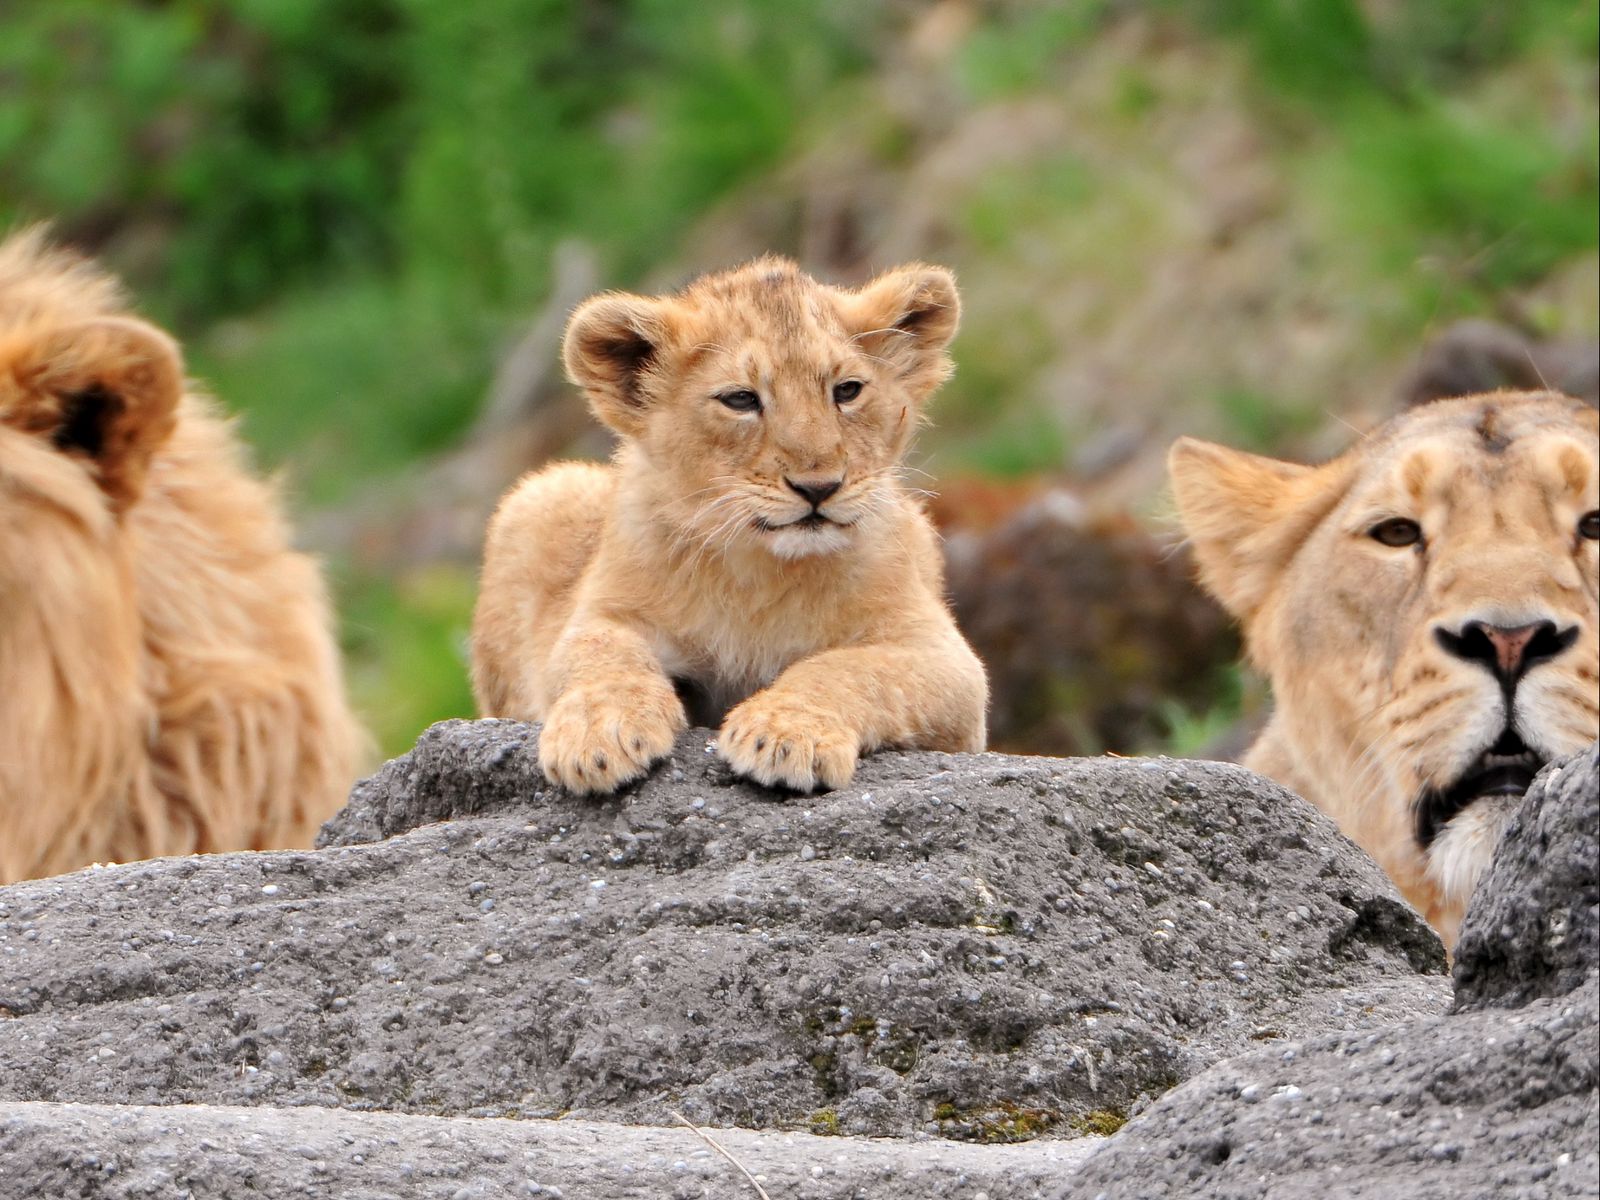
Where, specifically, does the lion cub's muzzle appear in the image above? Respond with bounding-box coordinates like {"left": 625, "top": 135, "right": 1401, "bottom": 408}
{"left": 758, "top": 474, "right": 852, "bottom": 531}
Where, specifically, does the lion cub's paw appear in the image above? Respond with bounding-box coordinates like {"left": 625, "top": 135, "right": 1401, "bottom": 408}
{"left": 538, "top": 684, "right": 686, "bottom": 795}
{"left": 718, "top": 694, "right": 859, "bottom": 792}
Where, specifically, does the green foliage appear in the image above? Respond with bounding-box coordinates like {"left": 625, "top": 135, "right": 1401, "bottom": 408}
{"left": 1191, "top": 0, "right": 1374, "bottom": 102}
{"left": 340, "top": 565, "right": 477, "bottom": 757}
{"left": 1317, "top": 99, "right": 1598, "bottom": 306}
{"left": 1188, "top": 0, "right": 1587, "bottom": 100}
{"left": 192, "top": 277, "right": 496, "bottom": 507}
{"left": 958, "top": 3, "right": 1111, "bottom": 99}
{"left": 942, "top": 408, "right": 1071, "bottom": 480}
{"left": 1156, "top": 666, "right": 1248, "bottom": 759}
{"left": 962, "top": 154, "right": 1096, "bottom": 252}
{"left": 0, "top": 0, "right": 878, "bottom": 321}
{"left": 0, "top": 0, "right": 405, "bottom": 319}
{"left": 1191, "top": 0, "right": 1599, "bottom": 355}
{"left": 602, "top": 1, "right": 878, "bottom": 277}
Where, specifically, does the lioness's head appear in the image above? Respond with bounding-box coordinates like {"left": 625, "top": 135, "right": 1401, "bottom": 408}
{"left": 562, "top": 256, "right": 959, "bottom": 560}
{"left": 1172, "top": 392, "right": 1598, "bottom": 942}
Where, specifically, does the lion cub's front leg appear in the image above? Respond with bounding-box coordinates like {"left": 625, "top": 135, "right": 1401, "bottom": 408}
{"left": 718, "top": 632, "right": 987, "bottom": 791}
{"left": 538, "top": 622, "right": 688, "bottom": 795}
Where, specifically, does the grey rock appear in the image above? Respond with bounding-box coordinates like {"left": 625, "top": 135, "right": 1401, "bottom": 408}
{"left": 0, "top": 1101, "right": 1098, "bottom": 1199}
{"left": 320, "top": 718, "right": 549, "bottom": 846}
{"left": 1064, "top": 742, "right": 1600, "bottom": 1200}
{"left": 1064, "top": 979, "right": 1599, "bottom": 1200}
{"left": 1403, "top": 318, "right": 1599, "bottom": 409}
{"left": 1453, "top": 746, "right": 1600, "bottom": 1013}
{"left": 0, "top": 720, "right": 1445, "bottom": 1144}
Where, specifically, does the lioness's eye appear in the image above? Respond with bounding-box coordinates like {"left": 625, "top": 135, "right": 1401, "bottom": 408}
{"left": 1580, "top": 510, "right": 1600, "bottom": 541}
{"left": 1369, "top": 517, "right": 1423, "bottom": 548}
{"left": 718, "top": 389, "right": 761, "bottom": 413}
{"left": 832, "top": 379, "right": 864, "bottom": 404}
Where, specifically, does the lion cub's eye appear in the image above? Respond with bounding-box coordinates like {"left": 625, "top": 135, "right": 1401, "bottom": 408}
{"left": 1369, "top": 517, "right": 1423, "bottom": 548}
{"left": 1580, "top": 511, "right": 1600, "bottom": 541}
{"left": 832, "top": 379, "right": 864, "bottom": 404}
{"left": 717, "top": 389, "right": 762, "bottom": 413}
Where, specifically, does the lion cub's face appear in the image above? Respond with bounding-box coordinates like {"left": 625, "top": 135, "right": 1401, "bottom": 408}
{"left": 562, "top": 257, "right": 959, "bottom": 561}
{"left": 1173, "top": 393, "right": 1598, "bottom": 931}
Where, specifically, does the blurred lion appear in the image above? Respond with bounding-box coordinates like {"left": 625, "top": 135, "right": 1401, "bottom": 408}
{"left": 1172, "top": 392, "right": 1598, "bottom": 947}
{"left": 0, "top": 229, "right": 367, "bottom": 882}
{"left": 472, "top": 257, "right": 987, "bottom": 794}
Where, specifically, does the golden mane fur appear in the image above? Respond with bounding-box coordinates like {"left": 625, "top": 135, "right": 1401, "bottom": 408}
{"left": 0, "top": 229, "right": 367, "bottom": 882}
{"left": 1172, "top": 392, "right": 1599, "bottom": 946}
{"left": 472, "top": 256, "right": 987, "bottom": 793}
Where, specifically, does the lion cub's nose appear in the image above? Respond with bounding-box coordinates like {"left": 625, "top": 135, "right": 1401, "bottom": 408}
{"left": 786, "top": 477, "right": 842, "bottom": 509}
{"left": 1435, "top": 619, "right": 1579, "bottom": 684}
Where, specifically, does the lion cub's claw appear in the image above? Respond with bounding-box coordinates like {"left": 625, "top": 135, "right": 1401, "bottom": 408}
{"left": 718, "top": 696, "right": 859, "bottom": 792}
{"left": 538, "top": 686, "right": 686, "bottom": 795}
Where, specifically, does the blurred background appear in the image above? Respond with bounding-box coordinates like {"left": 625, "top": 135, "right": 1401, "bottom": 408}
{"left": 4, "top": 0, "right": 1595, "bottom": 762}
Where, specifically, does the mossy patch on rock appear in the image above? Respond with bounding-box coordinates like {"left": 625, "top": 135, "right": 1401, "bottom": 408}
{"left": 808, "top": 1108, "right": 841, "bottom": 1136}
{"left": 931, "top": 1100, "right": 1061, "bottom": 1143}
{"left": 1068, "top": 1108, "right": 1129, "bottom": 1137}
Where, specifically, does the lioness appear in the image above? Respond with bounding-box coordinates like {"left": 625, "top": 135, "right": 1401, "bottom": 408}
{"left": 472, "top": 257, "right": 988, "bottom": 793}
{"left": 0, "top": 229, "right": 366, "bottom": 882}
{"left": 1171, "top": 392, "right": 1598, "bottom": 946}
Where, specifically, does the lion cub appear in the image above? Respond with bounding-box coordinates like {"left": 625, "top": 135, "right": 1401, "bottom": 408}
{"left": 472, "top": 257, "right": 988, "bottom": 794}
{"left": 0, "top": 229, "right": 366, "bottom": 882}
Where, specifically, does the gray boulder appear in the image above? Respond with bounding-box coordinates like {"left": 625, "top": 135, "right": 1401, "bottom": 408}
{"left": 1453, "top": 747, "right": 1600, "bottom": 1013}
{"left": 1, "top": 721, "right": 1445, "bottom": 1133}
{"left": 1062, "top": 978, "right": 1598, "bottom": 1200}
{"left": 0, "top": 719, "right": 1447, "bottom": 1195}
{"left": 1065, "top": 744, "right": 1600, "bottom": 1200}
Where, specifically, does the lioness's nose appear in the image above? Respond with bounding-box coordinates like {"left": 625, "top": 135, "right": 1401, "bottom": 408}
{"left": 786, "top": 477, "right": 842, "bottom": 509}
{"left": 1435, "top": 619, "right": 1578, "bottom": 684}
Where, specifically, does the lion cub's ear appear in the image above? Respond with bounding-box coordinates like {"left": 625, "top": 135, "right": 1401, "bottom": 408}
{"left": 842, "top": 264, "right": 961, "bottom": 401}
{"left": 8, "top": 316, "right": 183, "bottom": 509}
{"left": 562, "top": 293, "right": 675, "bottom": 438}
{"left": 1169, "top": 437, "right": 1352, "bottom": 623}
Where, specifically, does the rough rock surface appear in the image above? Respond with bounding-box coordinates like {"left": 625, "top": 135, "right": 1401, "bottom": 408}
{"left": 0, "top": 720, "right": 1444, "bottom": 1147}
{"left": 1065, "top": 744, "right": 1600, "bottom": 1200}
{"left": 0, "top": 713, "right": 1452, "bottom": 1177}
{"left": 0, "top": 1102, "right": 1098, "bottom": 1199}
{"left": 1453, "top": 747, "right": 1600, "bottom": 1014}
{"left": 4, "top": 725, "right": 1593, "bottom": 1199}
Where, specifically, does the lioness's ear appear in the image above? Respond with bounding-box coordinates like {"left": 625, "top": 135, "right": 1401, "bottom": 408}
{"left": 1169, "top": 437, "right": 1350, "bottom": 623}
{"left": 9, "top": 316, "right": 183, "bottom": 508}
{"left": 562, "top": 293, "right": 672, "bottom": 437}
{"left": 842, "top": 264, "right": 961, "bottom": 400}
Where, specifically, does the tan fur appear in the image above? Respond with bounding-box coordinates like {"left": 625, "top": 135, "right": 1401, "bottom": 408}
{"left": 472, "top": 257, "right": 988, "bottom": 793}
{"left": 1171, "top": 392, "right": 1599, "bottom": 946}
{"left": 0, "top": 228, "right": 367, "bottom": 882}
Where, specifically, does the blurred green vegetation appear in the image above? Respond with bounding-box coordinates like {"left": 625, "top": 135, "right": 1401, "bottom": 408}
{"left": 2, "top": 0, "right": 1594, "bottom": 759}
